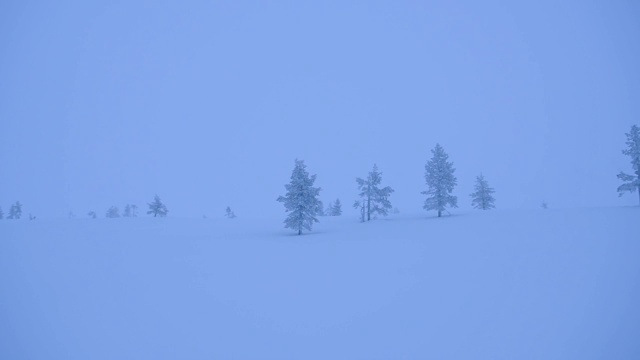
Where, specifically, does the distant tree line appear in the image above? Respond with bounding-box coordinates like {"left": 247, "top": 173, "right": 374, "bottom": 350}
{"left": 3, "top": 126, "right": 636, "bottom": 228}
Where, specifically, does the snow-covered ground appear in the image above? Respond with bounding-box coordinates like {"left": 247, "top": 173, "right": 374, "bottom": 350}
{"left": 1, "top": 207, "right": 639, "bottom": 359}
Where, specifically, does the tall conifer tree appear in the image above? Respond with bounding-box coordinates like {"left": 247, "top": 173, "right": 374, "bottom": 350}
{"left": 277, "top": 159, "right": 322, "bottom": 235}
{"left": 422, "top": 144, "right": 458, "bottom": 217}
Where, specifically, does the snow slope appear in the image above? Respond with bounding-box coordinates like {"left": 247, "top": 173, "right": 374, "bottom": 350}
{"left": 1, "top": 207, "right": 639, "bottom": 359}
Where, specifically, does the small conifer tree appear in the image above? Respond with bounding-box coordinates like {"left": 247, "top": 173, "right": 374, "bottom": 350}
{"left": 147, "top": 195, "right": 168, "bottom": 217}
{"left": 470, "top": 174, "right": 496, "bottom": 210}
{"left": 330, "top": 199, "right": 342, "bottom": 216}
{"left": 225, "top": 206, "right": 237, "bottom": 219}
{"left": 106, "top": 206, "right": 120, "bottom": 218}
{"left": 8, "top": 201, "right": 22, "bottom": 219}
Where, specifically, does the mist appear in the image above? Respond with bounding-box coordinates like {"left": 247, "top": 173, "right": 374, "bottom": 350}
{"left": 1, "top": 0, "right": 639, "bottom": 218}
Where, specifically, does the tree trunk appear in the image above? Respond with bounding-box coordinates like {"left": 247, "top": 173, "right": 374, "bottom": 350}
{"left": 367, "top": 196, "right": 371, "bottom": 221}
{"left": 298, "top": 229, "right": 302, "bottom": 235}
{"left": 438, "top": 210, "right": 441, "bottom": 217}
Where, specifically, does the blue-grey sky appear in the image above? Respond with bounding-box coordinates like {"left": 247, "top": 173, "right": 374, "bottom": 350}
{"left": 1, "top": 0, "right": 639, "bottom": 218}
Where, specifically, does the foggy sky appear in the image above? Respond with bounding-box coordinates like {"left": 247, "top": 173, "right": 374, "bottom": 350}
{"left": 1, "top": 1, "right": 639, "bottom": 218}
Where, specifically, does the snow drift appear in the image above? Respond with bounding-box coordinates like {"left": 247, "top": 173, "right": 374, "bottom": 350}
{"left": 1, "top": 207, "right": 639, "bottom": 359}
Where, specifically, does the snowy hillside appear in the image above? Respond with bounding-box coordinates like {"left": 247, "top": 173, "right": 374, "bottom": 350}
{"left": 1, "top": 207, "right": 639, "bottom": 359}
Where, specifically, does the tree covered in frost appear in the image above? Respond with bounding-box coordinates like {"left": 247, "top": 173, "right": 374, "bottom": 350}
{"left": 123, "top": 204, "right": 132, "bottom": 217}
{"left": 470, "top": 174, "right": 496, "bottom": 210}
{"left": 422, "top": 144, "right": 458, "bottom": 217}
{"left": 617, "top": 124, "right": 640, "bottom": 205}
{"left": 277, "top": 159, "right": 321, "bottom": 235}
{"left": 356, "top": 164, "right": 394, "bottom": 221}
{"left": 106, "top": 206, "right": 120, "bottom": 218}
{"left": 327, "top": 198, "right": 342, "bottom": 216}
{"left": 147, "top": 195, "right": 168, "bottom": 217}
{"left": 7, "top": 201, "right": 22, "bottom": 219}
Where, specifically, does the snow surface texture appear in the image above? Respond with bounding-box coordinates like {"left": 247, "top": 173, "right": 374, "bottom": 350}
{"left": 1, "top": 208, "right": 639, "bottom": 359}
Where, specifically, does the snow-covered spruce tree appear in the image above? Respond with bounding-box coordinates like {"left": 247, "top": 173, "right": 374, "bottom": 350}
{"left": 330, "top": 198, "right": 342, "bottom": 216}
{"left": 356, "top": 164, "right": 394, "bottom": 221}
{"left": 470, "top": 174, "right": 496, "bottom": 210}
{"left": 147, "top": 195, "right": 168, "bottom": 217}
{"left": 617, "top": 124, "right": 640, "bottom": 205}
{"left": 277, "top": 159, "right": 321, "bottom": 235}
{"left": 106, "top": 206, "right": 120, "bottom": 218}
{"left": 422, "top": 144, "right": 458, "bottom": 217}
{"left": 8, "top": 201, "right": 22, "bottom": 219}
{"left": 225, "top": 206, "right": 236, "bottom": 219}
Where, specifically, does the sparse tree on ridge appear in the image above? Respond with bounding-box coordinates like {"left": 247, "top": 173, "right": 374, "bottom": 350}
{"left": 147, "top": 195, "right": 168, "bottom": 217}
{"left": 617, "top": 124, "right": 640, "bottom": 205}
{"left": 422, "top": 144, "right": 458, "bottom": 217}
{"left": 470, "top": 174, "right": 496, "bottom": 210}
{"left": 88, "top": 211, "right": 97, "bottom": 219}
{"left": 277, "top": 159, "right": 322, "bottom": 235}
{"left": 225, "top": 206, "right": 237, "bottom": 219}
{"left": 356, "top": 164, "right": 394, "bottom": 221}
{"left": 8, "top": 201, "right": 22, "bottom": 219}
{"left": 106, "top": 206, "right": 120, "bottom": 218}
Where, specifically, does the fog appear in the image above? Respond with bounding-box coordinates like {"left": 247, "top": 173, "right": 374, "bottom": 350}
{"left": 1, "top": 1, "right": 639, "bottom": 218}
